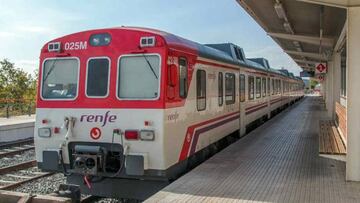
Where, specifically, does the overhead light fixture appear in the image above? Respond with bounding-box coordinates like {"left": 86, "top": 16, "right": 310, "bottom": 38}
{"left": 283, "top": 22, "right": 294, "bottom": 34}
{"left": 274, "top": 2, "right": 288, "bottom": 22}
{"left": 293, "top": 41, "right": 301, "bottom": 47}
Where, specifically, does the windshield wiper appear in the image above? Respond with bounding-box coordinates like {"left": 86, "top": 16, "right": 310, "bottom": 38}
{"left": 142, "top": 54, "right": 158, "bottom": 80}
{"left": 43, "top": 59, "right": 58, "bottom": 83}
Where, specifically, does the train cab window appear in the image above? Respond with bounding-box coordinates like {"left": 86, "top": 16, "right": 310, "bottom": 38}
{"left": 225, "top": 73, "right": 235, "bottom": 104}
{"left": 86, "top": 58, "right": 110, "bottom": 97}
{"left": 262, "top": 77, "right": 266, "bottom": 97}
{"left": 197, "top": 70, "right": 206, "bottom": 111}
{"left": 240, "top": 74, "right": 245, "bottom": 102}
{"left": 248, "top": 76, "right": 254, "bottom": 100}
{"left": 179, "top": 58, "right": 188, "bottom": 98}
{"left": 218, "top": 72, "right": 223, "bottom": 106}
{"left": 256, "top": 77, "right": 261, "bottom": 98}
{"left": 118, "top": 54, "right": 160, "bottom": 99}
{"left": 41, "top": 58, "right": 79, "bottom": 99}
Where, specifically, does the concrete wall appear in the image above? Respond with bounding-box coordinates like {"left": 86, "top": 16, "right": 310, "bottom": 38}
{"left": 0, "top": 116, "right": 35, "bottom": 143}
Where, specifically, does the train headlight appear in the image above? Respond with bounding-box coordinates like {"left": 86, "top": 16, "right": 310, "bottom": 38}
{"left": 140, "top": 36, "right": 155, "bottom": 47}
{"left": 38, "top": 127, "right": 51, "bottom": 138}
{"left": 48, "top": 42, "right": 61, "bottom": 52}
{"left": 89, "top": 33, "right": 111, "bottom": 46}
{"left": 140, "top": 130, "right": 155, "bottom": 141}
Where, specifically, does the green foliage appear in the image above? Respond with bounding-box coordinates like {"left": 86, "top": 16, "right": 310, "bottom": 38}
{"left": 0, "top": 59, "right": 37, "bottom": 100}
{"left": 310, "top": 79, "right": 318, "bottom": 89}
{"left": 0, "top": 59, "right": 37, "bottom": 117}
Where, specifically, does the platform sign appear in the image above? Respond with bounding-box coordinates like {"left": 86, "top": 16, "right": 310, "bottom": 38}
{"left": 315, "top": 63, "right": 327, "bottom": 74}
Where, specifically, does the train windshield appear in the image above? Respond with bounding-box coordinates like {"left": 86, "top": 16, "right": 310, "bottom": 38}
{"left": 41, "top": 58, "right": 79, "bottom": 99}
{"left": 118, "top": 54, "right": 160, "bottom": 99}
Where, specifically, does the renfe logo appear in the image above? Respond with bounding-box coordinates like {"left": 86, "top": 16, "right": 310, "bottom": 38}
{"left": 90, "top": 127, "right": 101, "bottom": 140}
{"left": 80, "top": 111, "right": 117, "bottom": 127}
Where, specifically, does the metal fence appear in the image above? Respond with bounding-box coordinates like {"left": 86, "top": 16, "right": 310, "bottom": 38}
{"left": 0, "top": 99, "right": 36, "bottom": 118}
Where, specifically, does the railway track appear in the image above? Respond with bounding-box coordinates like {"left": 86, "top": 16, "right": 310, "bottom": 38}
{"left": 0, "top": 190, "right": 98, "bottom": 203}
{"left": 0, "top": 160, "right": 54, "bottom": 190}
{"left": 0, "top": 138, "right": 34, "bottom": 150}
{"left": 0, "top": 159, "right": 100, "bottom": 202}
{"left": 0, "top": 144, "right": 35, "bottom": 158}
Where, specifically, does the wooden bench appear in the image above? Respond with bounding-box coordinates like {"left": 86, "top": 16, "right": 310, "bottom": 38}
{"left": 319, "top": 120, "right": 346, "bottom": 155}
{"left": 335, "top": 102, "right": 347, "bottom": 142}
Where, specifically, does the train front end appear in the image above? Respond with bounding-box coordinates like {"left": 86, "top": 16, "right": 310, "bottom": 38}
{"left": 35, "top": 28, "right": 169, "bottom": 199}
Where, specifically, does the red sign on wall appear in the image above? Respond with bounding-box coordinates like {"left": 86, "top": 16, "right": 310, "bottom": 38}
{"left": 315, "top": 63, "right": 327, "bottom": 74}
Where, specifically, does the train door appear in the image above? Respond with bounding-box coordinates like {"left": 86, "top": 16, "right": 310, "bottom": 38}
{"left": 239, "top": 73, "right": 246, "bottom": 136}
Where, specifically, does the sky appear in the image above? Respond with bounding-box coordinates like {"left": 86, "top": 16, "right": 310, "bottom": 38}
{"left": 0, "top": 0, "right": 301, "bottom": 76}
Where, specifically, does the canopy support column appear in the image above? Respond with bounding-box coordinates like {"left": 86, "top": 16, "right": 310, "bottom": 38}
{"left": 346, "top": 6, "right": 360, "bottom": 181}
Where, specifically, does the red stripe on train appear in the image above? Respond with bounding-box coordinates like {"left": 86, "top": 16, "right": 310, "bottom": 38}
{"left": 178, "top": 111, "right": 240, "bottom": 161}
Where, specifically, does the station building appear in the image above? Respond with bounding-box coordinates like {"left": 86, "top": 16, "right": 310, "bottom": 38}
{"left": 237, "top": 0, "right": 360, "bottom": 181}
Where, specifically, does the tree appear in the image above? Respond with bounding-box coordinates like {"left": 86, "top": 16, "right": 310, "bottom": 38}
{"left": 0, "top": 59, "right": 35, "bottom": 100}
{"left": 310, "top": 79, "right": 319, "bottom": 89}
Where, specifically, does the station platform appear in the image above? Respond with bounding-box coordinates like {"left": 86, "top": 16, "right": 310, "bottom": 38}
{"left": 0, "top": 115, "right": 35, "bottom": 143}
{"left": 146, "top": 97, "right": 360, "bottom": 202}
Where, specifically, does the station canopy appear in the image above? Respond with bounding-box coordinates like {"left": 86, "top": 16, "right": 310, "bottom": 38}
{"left": 235, "top": 0, "right": 359, "bottom": 73}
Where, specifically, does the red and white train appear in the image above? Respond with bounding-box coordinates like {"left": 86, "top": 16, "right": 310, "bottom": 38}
{"left": 34, "top": 27, "right": 304, "bottom": 200}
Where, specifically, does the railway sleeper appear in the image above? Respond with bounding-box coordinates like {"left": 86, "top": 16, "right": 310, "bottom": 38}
{"left": 0, "top": 190, "right": 72, "bottom": 203}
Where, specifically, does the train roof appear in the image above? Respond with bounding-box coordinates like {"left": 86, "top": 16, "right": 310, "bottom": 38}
{"left": 51, "top": 26, "right": 302, "bottom": 81}
{"left": 120, "top": 27, "right": 302, "bottom": 80}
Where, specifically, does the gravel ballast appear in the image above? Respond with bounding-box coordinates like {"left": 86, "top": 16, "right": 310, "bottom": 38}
{"left": 13, "top": 173, "right": 66, "bottom": 194}
{"left": 0, "top": 150, "right": 35, "bottom": 168}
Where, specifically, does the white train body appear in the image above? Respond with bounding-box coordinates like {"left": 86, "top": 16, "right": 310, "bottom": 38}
{"left": 34, "top": 27, "right": 304, "bottom": 199}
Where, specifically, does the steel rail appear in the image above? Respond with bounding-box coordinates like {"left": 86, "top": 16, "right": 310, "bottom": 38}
{"left": 0, "top": 138, "right": 34, "bottom": 150}
{"left": 0, "top": 160, "right": 36, "bottom": 175}
{"left": 0, "top": 172, "right": 54, "bottom": 190}
{"left": 0, "top": 146, "right": 35, "bottom": 158}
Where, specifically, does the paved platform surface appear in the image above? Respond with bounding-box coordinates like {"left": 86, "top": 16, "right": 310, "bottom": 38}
{"left": 0, "top": 114, "right": 35, "bottom": 126}
{"left": 146, "top": 97, "right": 360, "bottom": 203}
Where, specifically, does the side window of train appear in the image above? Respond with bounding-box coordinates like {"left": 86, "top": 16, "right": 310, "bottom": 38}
{"left": 267, "top": 78, "right": 270, "bottom": 96}
{"left": 284, "top": 81, "right": 286, "bottom": 93}
{"left": 287, "top": 82, "right": 289, "bottom": 92}
{"left": 218, "top": 72, "right": 223, "bottom": 106}
{"left": 197, "top": 69, "right": 206, "bottom": 111}
{"left": 86, "top": 58, "right": 110, "bottom": 97}
{"left": 179, "top": 58, "right": 188, "bottom": 98}
{"left": 248, "top": 76, "right": 254, "bottom": 100}
{"left": 262, "top": 77, "right": 266, "bottom": 97}
{"left": 272, "top": 79, "right": 275, "bottom": 95}
{"left": 225, "top": 73, "right": 235, "bottom": 104}
{"left": 239, "top": 74, "right": 245, "bottom": 102}
{"left": 256, "top": 77, "right": 261, "bottom": 98}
